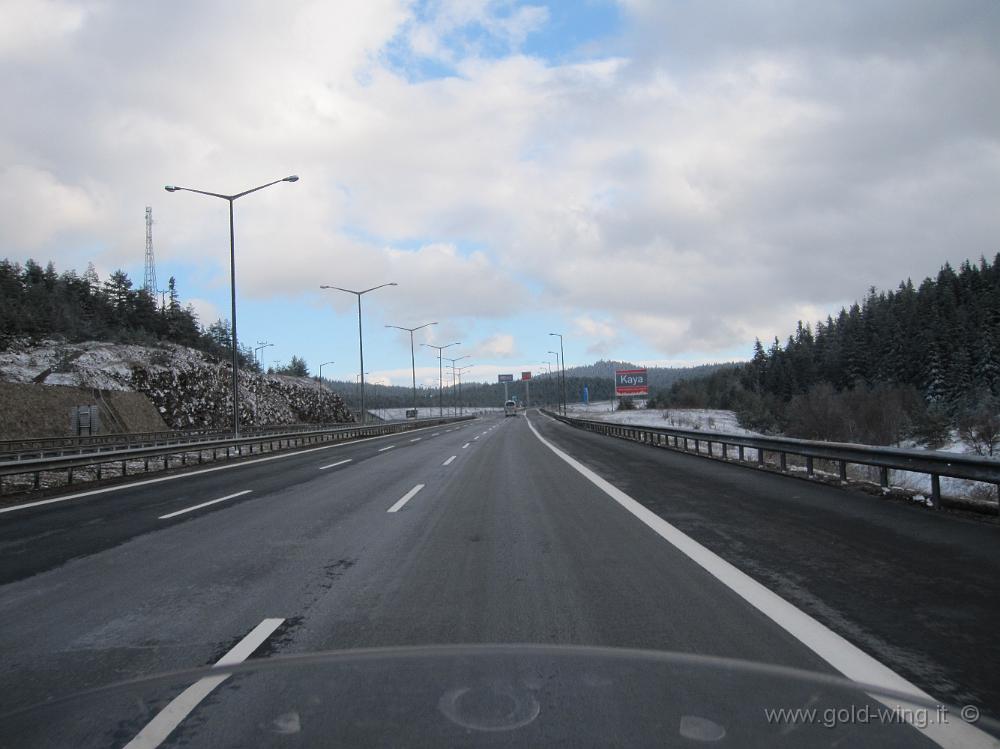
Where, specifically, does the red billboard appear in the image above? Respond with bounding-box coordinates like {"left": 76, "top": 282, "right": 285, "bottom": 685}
{"left": 521, "top": 371, "right": 532, "bottom": 380}
{"left": 615, "top": 368, "right": 648, "bottom": 396}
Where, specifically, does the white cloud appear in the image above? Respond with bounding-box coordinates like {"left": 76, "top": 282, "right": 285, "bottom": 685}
{"left": 472, "top": 333, "right": 517, "bottom": 359}
{"left": 184, "top": 297, "right": 221, "bottom": 327}
{"left": 2, "top": 0, "right": 998, "bottom": 361}
{"left": 0, "top": 0, "right": 91, "bottom": 59}
{"left": 0, "top": 165, "right": 108, "bottom": 247}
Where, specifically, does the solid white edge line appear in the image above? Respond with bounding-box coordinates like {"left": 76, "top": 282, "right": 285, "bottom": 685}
{"left": 318, "top": 458, "right": 353, "bottom": 471}
{"left": 124, "top": 618, "right": 284, "bottom": 749}
{"left": 0, "top": 422, "right": 452, "bottom": 515}
{"left": 461, "top": 442, "right": 470, "bottom": 449}
{"left": 525, "top": 414, "right": 993, "bottom": 749}
{"left": 378, "top": 445, "right": 396, "bottom": 452}
{"left": 443, "top": 456, "right": 456, "bottom": 466}
{"left": 387, "top": 484, "right": 424, "bottom": 513}
{"left": 410, "top": 438, "right": 422, "bottom": 442}
{"left": 158, "top": 490, "right": 252, "bottom": 520}
{"left": 432, "top": 432, "right": 441, "bottom": 436}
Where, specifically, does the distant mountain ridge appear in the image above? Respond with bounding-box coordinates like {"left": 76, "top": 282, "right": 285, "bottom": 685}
{"left": 560, "top": 359, "right": 740, "bottom": 391}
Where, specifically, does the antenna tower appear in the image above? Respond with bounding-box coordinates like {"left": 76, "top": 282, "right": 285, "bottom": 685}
{"left": 143, "top": 206, "right": 158, "bottom": 296}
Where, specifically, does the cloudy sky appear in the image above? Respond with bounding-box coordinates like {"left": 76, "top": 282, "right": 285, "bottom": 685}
{"left": 2, "top": 0, "right": 998, "bottom": 385}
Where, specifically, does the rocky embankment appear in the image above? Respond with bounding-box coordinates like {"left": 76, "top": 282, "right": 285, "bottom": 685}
{"left": 0, "top": 339, "right": 354, "bottom": 430}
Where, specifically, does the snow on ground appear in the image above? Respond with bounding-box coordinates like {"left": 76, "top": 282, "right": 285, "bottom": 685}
{"left": 369, "top": 406, "right": 504, "bottom": 421}
{"left": 566, "top": 402, "right": 760, "bottom": 436}
{"left": 565, "top": 401, "right": 997, "bottom": 506}
{"left": 0, "top": 339, "right": 209, "bottom": 391}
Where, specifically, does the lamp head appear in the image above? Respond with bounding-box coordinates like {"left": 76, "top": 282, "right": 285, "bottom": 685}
{"left": 164, "top": 185, "right": 179, "bottom": 192}
{"left": 283, "top": 175, "right": 299, "bottom": 182}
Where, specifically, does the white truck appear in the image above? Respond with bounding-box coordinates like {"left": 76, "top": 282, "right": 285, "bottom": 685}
{"left": 504, "top": 400, "right": 518, "bottom": 417}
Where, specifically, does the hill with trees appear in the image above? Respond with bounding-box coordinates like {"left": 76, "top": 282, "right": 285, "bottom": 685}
{"left": 650, "top": 255, "right": 1000, "bottom": 451}
{"left": 0, "top": 258, "right": 264, "bottom": 369}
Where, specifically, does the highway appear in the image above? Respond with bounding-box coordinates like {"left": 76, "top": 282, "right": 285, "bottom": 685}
{"left": 0, "top": 411, "right": 997, "bottom": 747}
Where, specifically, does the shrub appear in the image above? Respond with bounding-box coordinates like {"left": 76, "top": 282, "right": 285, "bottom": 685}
{"left": 957, "top": 400, "right": 1000, "bottom": 457}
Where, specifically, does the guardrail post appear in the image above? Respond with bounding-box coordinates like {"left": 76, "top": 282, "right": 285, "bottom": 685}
{"left": 720, "top": 443, "right": 727, "bottom": 460}
{"left": 67, "top": 467, "right": 73, "bottom": 485}
{"left": 879, "top": 466, "right": 889, "bottom": 489}
{"left": 779, "top": 452, "right": 787, "bottom": 472}
{"left": 97, "top": 464, "right": 102, "bottom": 480}
{"left": 707, "top": 441, "right": 713, "bottom": 457}
{"left": 34, "top": 470, "right": 40, "bottom": 489}
{"left": 694, "top": 439, "right": 700, "bottom": 454}
{"left": 757, "top": 449, "right": 765, "bottom": 466}
{"left": 738, "top": 445, "right": 744, "bottom": 461}
{"left": 121, "top": 459, "right": 127, "bottom": 476}
{"left": 930, "top": 475, "right": 941, "bottom": 509}
{"left": 806, "top": 456, "right": 814, "bottom": 477}
{"left": 839, "top": 460, "right": 848, "bottom": 482}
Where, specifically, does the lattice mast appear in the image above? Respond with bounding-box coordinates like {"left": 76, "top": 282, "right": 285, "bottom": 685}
{"left": 143, "top": 206, "right": 158, "bottom": 296}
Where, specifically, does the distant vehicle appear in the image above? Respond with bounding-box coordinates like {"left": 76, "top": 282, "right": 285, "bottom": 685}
{"left": 504, "top": 400, "right": 517, "bottom": 417}
{"left": 405, "top": 409, "right": 418, "bottom": 419}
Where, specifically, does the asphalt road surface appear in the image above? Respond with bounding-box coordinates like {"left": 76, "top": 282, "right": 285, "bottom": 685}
{"left": 0, "top": 411, "right": 997, "bottom": 747}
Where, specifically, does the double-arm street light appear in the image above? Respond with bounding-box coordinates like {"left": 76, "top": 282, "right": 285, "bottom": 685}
{"left": 386, "top": 322, "right": 437, "bottom": 414}
{"left": 549, "top": 332, "right": 567, "bottom": 414}
{"left": 320, "top": 283, "right": 397, "bottom": 424}
{"left": 453, "top": 363, "right": 475, "bottom": 416}
{"left": 165, "top": 175, "right": 298, "bottom": 436}
{"left": 254, "top": 341, "right": 274, "bottom": 370}
{"left": 444, "top": 355, "right": 470, "bottom": 415}
{"left": 421, "top": 342, "right": 460, "bottom": 416}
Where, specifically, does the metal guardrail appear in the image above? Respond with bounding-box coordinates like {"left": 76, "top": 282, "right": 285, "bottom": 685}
{"left": 0, "top": 416, "right": 475, "bottom": 497}
{"left": 0, "top": 421, "right": 384, "bottom": 461}
{"left": 542, "top": 410, "right": 1000, "bottom": 511}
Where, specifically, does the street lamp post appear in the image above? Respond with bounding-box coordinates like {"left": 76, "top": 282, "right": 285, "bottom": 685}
{"left": 253, "top": 341, "right": 273, "bottom": 420}
{"left": 444, "top": 355, "right": 470, "bottom": 415}
{"left": 548, "top": 350, "right": 562, "bottom": 411}
{"left": 354, "top": 372, "right": 370, "bottom": 416}
{"left": 386, "top": 322, "right": 437, "bottom": 415}
{"left": 421, "top": 342, "right": 460, "bottom": 417}
{"left": 549, "top": 333, "right": 566, "bottom": 414}
{"left": 165, "top": 174, "right": 298, "bottom": 436}
{"left": 317, "top": 360, "right": 335, "bottom": 420}
{"left": 454, "top": 364, "right": 474, "bottom": 416}
{"left": 318, "top": 360, "right": 336, "bottom": 384}
{"left": 320, "top": 283, "right": 397, "bottom": 425}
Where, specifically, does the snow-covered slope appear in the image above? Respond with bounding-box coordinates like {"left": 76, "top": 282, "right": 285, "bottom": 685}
{"left": 0, "top": 339, "right": 354, "bottom": 429}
